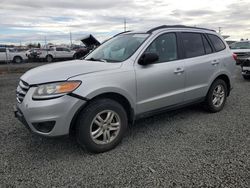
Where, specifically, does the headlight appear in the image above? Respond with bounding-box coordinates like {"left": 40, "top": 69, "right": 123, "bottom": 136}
{"left": 33, "top": 81, "right": 81, "bottom": 100}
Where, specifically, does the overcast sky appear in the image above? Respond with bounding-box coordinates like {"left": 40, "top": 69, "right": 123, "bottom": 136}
{"left": 0, "top": 0, "right": 250, "bottom": 45}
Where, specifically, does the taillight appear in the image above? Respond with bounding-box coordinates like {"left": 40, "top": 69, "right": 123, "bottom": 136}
{"left": 232, "top": 53, "right": 237, "bottom": 61}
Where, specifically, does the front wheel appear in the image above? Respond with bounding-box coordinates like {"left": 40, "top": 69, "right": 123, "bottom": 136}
{"left": 13, "top": 56, "right": 23, "bottom": 63}
{"left": 76, "top": 99, "right": 128, "bottom": 153}
{"left": 205, "top": 79, "right": 227, "bottom": 113}
{"left": 46, "top": 55, "right": 53, "bottom": 63}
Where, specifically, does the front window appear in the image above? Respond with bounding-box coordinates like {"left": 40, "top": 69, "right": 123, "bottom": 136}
{"left": 230, "top": 42, "right": 250, "bottom": 49}
{"left": 85, "top": 33, "right": 149, "bottom": 62}
{"left": 145, "top": 33, "right": 178, "bottom": 63}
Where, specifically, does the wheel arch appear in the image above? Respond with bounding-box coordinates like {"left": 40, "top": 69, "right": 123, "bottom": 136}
{"left": 210, "top": 74, "right": 231, "bottom": 96}
{"left": 46, "top": 54, "right": 53, "bottom": 58}
{"left": 13, "top": 55, "right": 23, "bottom": 62}
{"left": 69, "top": 92, "right": 135, "bottom": 135}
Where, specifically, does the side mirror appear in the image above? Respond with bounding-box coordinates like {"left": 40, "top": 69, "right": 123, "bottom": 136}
{"left": 138, "top": 52, "right": 159, "bottom": 65}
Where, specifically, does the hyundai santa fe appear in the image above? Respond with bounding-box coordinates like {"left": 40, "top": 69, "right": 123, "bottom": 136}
{"left": 14, "top": 25, "right": 236, "bottom": 153}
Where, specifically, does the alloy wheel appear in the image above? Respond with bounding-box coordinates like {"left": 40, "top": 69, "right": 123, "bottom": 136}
{"left": 90, "top": 110, "right": 121, "bottom": 145}
{"left": 212, "top": 84, "right": 225, "bottom": 108}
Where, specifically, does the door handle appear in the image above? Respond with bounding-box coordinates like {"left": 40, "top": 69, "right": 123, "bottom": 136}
{"left": 174, "top": 68, "right": 184, "bottom": 74}
{"left": 211, "top": 60, "right": 220, "bottom": 65}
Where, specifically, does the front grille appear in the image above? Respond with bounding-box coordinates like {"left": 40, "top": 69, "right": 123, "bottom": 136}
{"left": 242, "top": 60, "right": 250, "bottom": 66}
{"left": 16, "top": 80, "right": 30, "bottom": 103}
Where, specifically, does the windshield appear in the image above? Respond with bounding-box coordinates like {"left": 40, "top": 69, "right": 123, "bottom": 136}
{"left": 85, "top": 33, "right": 149, "bottom": 62}
{"left": 230, "top": 42, "right": 250, "bottom": 49}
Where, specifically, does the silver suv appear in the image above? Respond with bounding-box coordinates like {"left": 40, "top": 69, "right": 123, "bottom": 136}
{"left": 15, "top": 25, "right": 236, "bottom": 153}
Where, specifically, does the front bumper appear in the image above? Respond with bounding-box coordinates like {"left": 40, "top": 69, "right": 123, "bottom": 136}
{"left": 14, "top": 87, "right": 86, "bottom": 137}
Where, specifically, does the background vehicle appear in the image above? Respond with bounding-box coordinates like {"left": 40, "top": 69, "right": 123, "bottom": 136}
{"left": 15, "top": 25, "right": 236, "bottom": 153}
{"left": 26, "top": 48, "right": 42, "bottom": 61}
{"left": 230, "top": 41, "right": 250, "bottom": 79}
{"left": 39, "top": 47, "right": 76, "bottom": 62}
{"left": 230, "top": 41, "right": 250, "bottom": 64}
{"left": 0, "top": 48, "right": 27, "bottom": 63}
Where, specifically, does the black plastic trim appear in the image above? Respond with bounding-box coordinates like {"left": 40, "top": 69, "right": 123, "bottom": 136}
{"left": 68, "top": 93, "right": 89, "bottom": 101}
{"left": 147, "top": 25, "right": 216, "bottom": 33}
{"left": 135, "top": 97, "right": 205, "bottom": 120}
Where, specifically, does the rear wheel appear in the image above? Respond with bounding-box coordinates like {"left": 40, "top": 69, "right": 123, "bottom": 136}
{"left": 205, "top": 79, "right": 227, "bottom": 113}
{"left": 46, "top": 55, "right": 53, "bottom": 63}
{"left": 76, "top": 98, "right": 128, "bottom": 153}
{"left": 13, "top": 56, "right": 22, "bottom": 63}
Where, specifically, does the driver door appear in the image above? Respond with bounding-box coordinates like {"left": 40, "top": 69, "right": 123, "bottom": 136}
{"left": 135, "top": 32, "right": 186, "bottom": 114}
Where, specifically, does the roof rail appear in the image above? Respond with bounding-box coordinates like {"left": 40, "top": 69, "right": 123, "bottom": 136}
{"left": 147, "top": 25, "right": 216, "bottom": 33}
{"left": 113, "top": 30, "right": 132, "bottom": 38}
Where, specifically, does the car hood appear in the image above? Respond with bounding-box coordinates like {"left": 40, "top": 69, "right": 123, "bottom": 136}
{"left": 80, "top": 34, "right": 100, "bottom": 47}
{"left": 231, "top": 49, "right": 250, "bottom": 53}
{"left": 21, "top": 60, "right": 122, "bottom": 85}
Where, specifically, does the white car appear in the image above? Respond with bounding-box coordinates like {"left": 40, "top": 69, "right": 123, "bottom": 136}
{"left": 230, "top": 41, "right": 250, "bottom": 65}
{"left": 0, "top": 48, "right": 27, "bottom": 63}
{"left": 39, "top": 47, "right": 76, "bottom": 62}
{"left": 230, "top": 41, "right": 250, "bottom": 79}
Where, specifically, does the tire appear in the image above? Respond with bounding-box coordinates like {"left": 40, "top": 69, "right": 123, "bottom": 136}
{"left": 46, "top": 55, "right": 53, "bottom": 63}
{"left": 243, "top": 75, "right": 250, "bottom": 80}
{"left": 13, "top": 56, "right": 22, "bottom": 63}
{"left": 205, "top": 79, "right": 227, "bottom": 113}
{"left": 76, "top": 98, "right": 128, "bottom": 153}
{"left": 73, "top": 54, "right": 77, "bottom": 59}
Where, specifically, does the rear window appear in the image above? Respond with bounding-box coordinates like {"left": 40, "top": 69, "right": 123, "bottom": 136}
{"left": 182, "top": 33, "right": 205, "bottom": 58}
{"left": 208, "top": 34, "right": 226, "bottom": 52}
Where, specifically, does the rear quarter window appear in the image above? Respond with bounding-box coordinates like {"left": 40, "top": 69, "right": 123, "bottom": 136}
{"left": 207, "top": 34, "right": 226, "bottom": 52}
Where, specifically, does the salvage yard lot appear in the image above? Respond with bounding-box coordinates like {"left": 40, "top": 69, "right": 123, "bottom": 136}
{"left": 0, "top": 66, "right": 249, "bottom": 187}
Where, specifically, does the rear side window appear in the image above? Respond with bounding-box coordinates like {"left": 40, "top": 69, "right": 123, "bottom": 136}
{"left": 56, "top": 48, "right": 63, "bottom": 51}
{"left": 207, "top": 34, "right": 226, "bottom": 52}
{"left": 0, "top": 48, "right": 6, "bottom": 52}
{"left": 181, "top": 33, "right": 205, "bottom": 58}
{"left": 202, "top": 35, "right": 213, "bottom": 54}
{"left": 63, "top": 48, "right": 70, "bottom": 52}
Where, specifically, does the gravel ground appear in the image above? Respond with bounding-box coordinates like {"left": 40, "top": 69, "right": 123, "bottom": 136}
{"left": 0, "top": 67, "right": 249, "bottom": 187}
{"left": 0, "top": 63, "right": 47, "bottom": 74}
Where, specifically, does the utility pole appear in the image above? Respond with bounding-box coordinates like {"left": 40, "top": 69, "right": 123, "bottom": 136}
{"left": 44, "top": 36, "right": 47, "bottom": 48}
{"left": 218, "top": 27, "right": 222, "bottom": 34}
{"left": 124, "top": 18, "right": 127, "bottom": 32}
{"left": 70, "top": 31, "right": 72, "bottom": 47}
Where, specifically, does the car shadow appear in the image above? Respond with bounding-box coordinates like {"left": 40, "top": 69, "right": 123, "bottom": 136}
{"left": 23, "top": 103, "right": 206, "bottom": 157}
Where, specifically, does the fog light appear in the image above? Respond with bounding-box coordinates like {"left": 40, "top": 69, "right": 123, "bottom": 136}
{"left": 32, "top": 121, "right": 55, "bottom": 133}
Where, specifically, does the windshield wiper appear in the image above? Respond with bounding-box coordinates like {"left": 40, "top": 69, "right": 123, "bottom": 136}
{"left": 85, "top": 57, "right": 107, "bottom": 62}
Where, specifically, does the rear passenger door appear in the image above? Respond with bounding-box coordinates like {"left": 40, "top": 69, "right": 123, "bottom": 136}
{"left": 180, "top": 32, "right": 223, "bottom": 102}
{"left": 0, "top": 48, "right": 7, "bottom": 61}
{"left": 55, "top": 47, "right": 64, "bottom": 58}
{"left": 62, "top": 48, "right": 73, "bottom": 58}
